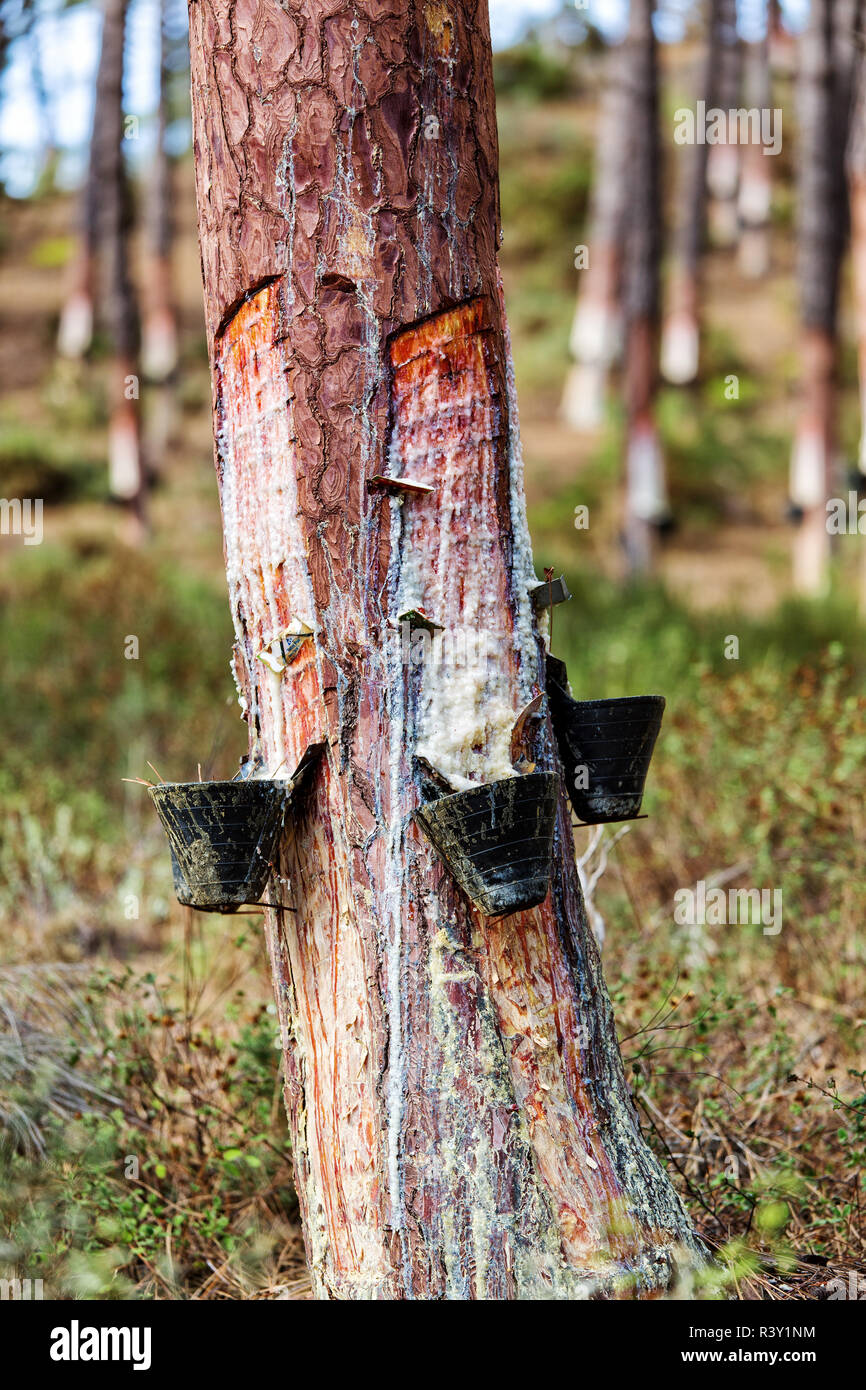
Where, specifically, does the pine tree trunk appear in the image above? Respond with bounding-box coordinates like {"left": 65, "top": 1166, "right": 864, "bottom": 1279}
{"left": 791, "top": 0, "right": 859, "bottom": 593}
{"left": 705, "top": 0, "right": 741, "bottom": 250}
{"left": 621, "top": 0, "right": 669, "bottom": 574}
{"left": 94, "top": 0, "right": 144, "bottom": 524}
{"left": 561, "top": 43, "right": 630, "bottom": 430}
{"left": 188, "top": 0, "right": 702, "bottom": 1299}
{"left": 59, "top": 0, "right": 121, "bottom": 359}
{"left": 663, "top": 0, "right": 731, "bottom": 385}
{"left": 142, "top": 0, "right": 178, "bottom": 385}
{"left": 58, "top": 0, "right": 145, "bottom": 526}
{"left": 57, "top": 20, "right": 108, "bottom": 356}
{"left": 737, "top": 33, "right": 773, "bottom": 280}
{"left": 847, "top": 15, "right": 866, "bottom": 482}
{"left": 845, "top": 4, "right": 866, "bottom": 611}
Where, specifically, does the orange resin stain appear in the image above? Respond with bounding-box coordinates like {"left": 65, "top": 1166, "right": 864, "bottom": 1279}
{"left": 217, "top": 283, "right": 326, "bottom": 771}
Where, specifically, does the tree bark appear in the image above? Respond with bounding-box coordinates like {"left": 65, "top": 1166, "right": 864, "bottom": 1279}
{"left": 621, "top": 0, "right": 669, "bottom": 573}
{"left": 561, "top": 42, "right": 630, "bottom": 430}
{"left": 188, "top": 0, "right": 701, "bottom": 1298}
{"left": 791, "top": 0, "right": 860, "bottom": 593}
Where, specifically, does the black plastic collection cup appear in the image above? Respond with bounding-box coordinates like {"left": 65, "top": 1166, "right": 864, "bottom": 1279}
{"left": 150, "top": 780, "right": 287, "bottom": 913}
{"left": 415, "top": 771, "right": 559, "bottom": 918}
{"left": 546, "top": 656, "right": 665, "bottom": 824}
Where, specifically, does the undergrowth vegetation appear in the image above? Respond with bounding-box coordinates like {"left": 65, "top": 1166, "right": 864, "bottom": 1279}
{"left": 554, "top": 603, "right": 866, "bottom": 1285}
{"left": 0, "top": 937, "right": 302, "bottom": 1298}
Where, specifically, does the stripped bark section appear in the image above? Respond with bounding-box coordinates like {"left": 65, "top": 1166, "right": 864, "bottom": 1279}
{"left": 217, "top": 281, "right": 326, "bottom": 770}
{"left": 216, "top": 282, "right": 393, "bottom": 1295}
{"left": 386, "top": 301, "right": 575, "bottom": 1295}
{"left": 388, "top": 300, "right": 521, "bottom": 790}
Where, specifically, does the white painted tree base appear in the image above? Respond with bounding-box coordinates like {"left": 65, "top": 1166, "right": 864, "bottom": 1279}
{"left": 789, "top": 428, "right": 827, "bottom": 510}
{"left": 142, "top": 313, "right": 179, "bottom": 382}
{"left": 57, "top": 293, "right": 93, "bottom": 360}
{"left": 560, "top": 362, "right": 606, "bottom": 431}
{"left": 661, "top": 313, "right": 699, "bottom": 385}
{"left": 109, "top": 414, "right": 143, "bottom": 501}
{"left": 569, "top": 299, "right": 621, "bottom": 367}
{"left": 627, "top": 424, "right": 671, "bottom": 523}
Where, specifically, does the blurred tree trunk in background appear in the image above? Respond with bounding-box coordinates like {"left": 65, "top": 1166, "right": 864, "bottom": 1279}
{"left": 22, "top": 0, "right": 58, "bottom": 187}
{"left": 58, "top": 71, "right": 102, "bottom": 350}
{"left": 847, "top": 19, "right": 866, "bottom": 493}
{"left": 561, "top": 41, "right": 630, "bottom": 430}
{"left": 706, "top": 0, "right": 741, "bottom": 249}
{"left": 58, "top": 0, "right": 120, "bottom": 359}
{"left": 737, "top": 31, "right": 773, "bottom": 280}
{"left": 187, "top": 0, "right": 702, "bottom": 1298}
{"left": 94, "top": 0, "right": 145, "bottom": 526}
{"left": 622, "top": 0, "right": 669, "bottom": 574}
{"left": 790, "top": 0, "right": 860, "bottom": 594}
{"left": 663, "top": 0, "right": 743, "bottom": 385}
{"left": 141, "top": 0, "right": 177, "bottom": 386}
{"left": 768, "top": 0, "right": 796, "bottom": 74}
{"left": 58, "top": 0, "right": 145, "bottom": 527}
{"left": 845, "top": 11, "right": 866, "bottom": 615}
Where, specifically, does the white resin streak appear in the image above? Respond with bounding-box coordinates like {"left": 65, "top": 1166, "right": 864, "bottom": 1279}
{"left": 394, "top": 372, "right": 525, "bottom": 793}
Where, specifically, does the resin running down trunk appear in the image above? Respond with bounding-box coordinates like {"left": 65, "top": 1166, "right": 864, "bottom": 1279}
{"left": 188, "top": 0, "right": 701, "bottom": 1298}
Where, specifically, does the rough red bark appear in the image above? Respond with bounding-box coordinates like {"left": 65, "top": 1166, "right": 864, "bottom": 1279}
{"left": 188, "top": 0, "right": 701, "bottom": 1298}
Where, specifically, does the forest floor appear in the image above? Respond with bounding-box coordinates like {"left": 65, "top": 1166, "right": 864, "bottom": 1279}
{"left": 0, "top": 77, "right": 864, "bottom": 1300}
